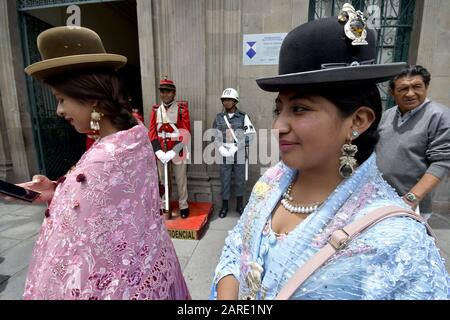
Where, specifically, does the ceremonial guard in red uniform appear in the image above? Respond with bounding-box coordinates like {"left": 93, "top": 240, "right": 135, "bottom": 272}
{"left": 149, "top": 78, "right": 191, "bottom": 219}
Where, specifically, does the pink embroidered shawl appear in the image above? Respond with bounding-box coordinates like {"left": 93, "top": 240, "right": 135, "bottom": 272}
{"left": 23, "top": 124, "right": 190, "bottom": 300}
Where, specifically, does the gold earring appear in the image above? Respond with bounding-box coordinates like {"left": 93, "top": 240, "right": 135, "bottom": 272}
{"left": 89, "top": 109, "right": 104, "bottom": 140}
{"left": 339, "top": 132, "right": 359, "bottom": 178}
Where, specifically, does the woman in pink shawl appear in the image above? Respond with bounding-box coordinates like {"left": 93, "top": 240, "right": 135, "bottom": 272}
{"left": 19, "top": 26, "right": 190, "bottom": 300}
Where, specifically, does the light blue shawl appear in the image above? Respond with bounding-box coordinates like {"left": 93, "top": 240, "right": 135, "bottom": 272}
{"left": 210, "top": 154, "right": 449, "bottom": 300}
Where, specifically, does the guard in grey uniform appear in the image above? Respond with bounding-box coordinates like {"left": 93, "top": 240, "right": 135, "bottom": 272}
{"left": 212, "top": 88, "right": 255, "bottom": 218}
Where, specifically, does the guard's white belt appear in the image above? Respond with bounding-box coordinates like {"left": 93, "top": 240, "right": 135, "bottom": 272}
{"left": 158, "top": 132, "right": 180, "bottom": 138}
{"left": 223, "top": 142, "right": 236, "bottom": 148}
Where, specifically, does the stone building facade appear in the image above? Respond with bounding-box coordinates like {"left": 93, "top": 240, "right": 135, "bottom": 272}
{"left": 0, "top": 0, "right": 449, "bottom": 212}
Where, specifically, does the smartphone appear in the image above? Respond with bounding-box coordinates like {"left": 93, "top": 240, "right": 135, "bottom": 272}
{"left": 0, "top": 179, "right": 41, "bottom": 203}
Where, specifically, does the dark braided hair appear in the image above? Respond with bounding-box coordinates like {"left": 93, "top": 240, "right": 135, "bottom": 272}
{"left": 45, "top": 68, "right": 138, "bottom": 131}
{"left": 295, "top": 83, "right": 382, "bottom": 164}
{"left": 320, "top": 84, "right": 382, "bottom": 164}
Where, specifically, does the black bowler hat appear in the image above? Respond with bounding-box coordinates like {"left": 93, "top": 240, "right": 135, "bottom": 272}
{"left": 256, "top": 14, "right": 406, "bottom": 92}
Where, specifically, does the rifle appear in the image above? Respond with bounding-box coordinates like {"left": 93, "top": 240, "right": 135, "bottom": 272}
{"left": 162, "top": 132, "right": 170, "bottom": 214}
{"left": 245, "top": 143, "right": 249, "bottom": 181}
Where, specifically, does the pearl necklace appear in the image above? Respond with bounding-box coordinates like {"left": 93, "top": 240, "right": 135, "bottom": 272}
{"left": 281, "top": 182, "right": 322, "bottom": 214}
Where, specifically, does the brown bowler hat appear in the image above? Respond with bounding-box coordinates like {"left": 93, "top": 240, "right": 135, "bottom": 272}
{"left": 24, "top": 26, "right": 127, "bottom": 80}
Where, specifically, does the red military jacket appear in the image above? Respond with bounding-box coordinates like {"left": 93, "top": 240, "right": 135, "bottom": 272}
{"left": 148, "top": 101, "right": 191, "bottom": 155}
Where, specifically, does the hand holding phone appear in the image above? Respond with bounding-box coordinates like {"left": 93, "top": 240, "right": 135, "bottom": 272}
{"left": 0, "top": 179, "right": 41, "bottom": 203}
{"left": 0, "top": 175, "right": 56, "bottom": 204}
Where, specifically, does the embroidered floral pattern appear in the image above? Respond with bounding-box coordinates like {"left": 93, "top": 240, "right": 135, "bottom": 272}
{"left": 24, "top": 125, "right": 190, "bottom": 300}
{"left": 312, "top": 182, "right": 377, "bottom": 248}
{"left": 235, "top": 162, "right": 289, "bottom": 300}
{"left": 242, "top": 261, "right": 263, "bottom": 300}
{"left": 253, "top": 182, "right": 271, "bottom": 199}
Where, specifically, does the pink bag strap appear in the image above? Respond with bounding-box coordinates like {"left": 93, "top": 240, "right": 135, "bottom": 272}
{"left": 275, "top": 205, "right": 436, "bottom": 300}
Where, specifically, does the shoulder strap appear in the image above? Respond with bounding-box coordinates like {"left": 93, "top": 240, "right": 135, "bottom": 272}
{"left": 223, "top": 114, "right": 238, "bottom": 143}
{"left": 176, "top": 101, "right": 186, "bottom": 121}
{"left": 176, "top": 100, "right": 188, "bottom": 110}
{"left": 275, "top": 205, "right": 435, "bottom": 300}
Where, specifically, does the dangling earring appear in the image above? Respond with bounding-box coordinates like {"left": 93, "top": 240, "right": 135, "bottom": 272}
{"left": 339, "top": 131, "right": 359, "bottom": 178}
{"left": 88, "top": 109, "right": 104, "bottom": 140}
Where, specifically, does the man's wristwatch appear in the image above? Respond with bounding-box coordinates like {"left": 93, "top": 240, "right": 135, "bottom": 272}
{"left": 404, "top": 192, "right": 419, "bottom": 205}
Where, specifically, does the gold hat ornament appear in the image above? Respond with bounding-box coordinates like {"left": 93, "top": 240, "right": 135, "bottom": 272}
{"left": 338, "top": 3, "right": 368, "bottom": 46}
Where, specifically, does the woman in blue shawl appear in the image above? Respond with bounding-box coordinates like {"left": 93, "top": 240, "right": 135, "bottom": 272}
{"left": 210, "top": 4, "right": 449, "bottom": 300}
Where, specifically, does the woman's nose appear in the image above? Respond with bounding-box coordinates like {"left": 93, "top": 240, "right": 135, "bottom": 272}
{"left": 56, "top": 103, "right": 65, "bottom": 117}
{"left": 273, "top": 114, "right": 290, "bottom": 134}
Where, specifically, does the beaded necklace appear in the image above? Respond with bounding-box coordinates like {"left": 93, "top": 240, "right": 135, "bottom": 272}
{"left": 281, "top": 182, "right": 323, "bottom": 214}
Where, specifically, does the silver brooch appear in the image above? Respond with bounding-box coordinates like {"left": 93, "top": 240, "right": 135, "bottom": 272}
{"left": 338, "top": 3, "right": 368, "bottom": 46}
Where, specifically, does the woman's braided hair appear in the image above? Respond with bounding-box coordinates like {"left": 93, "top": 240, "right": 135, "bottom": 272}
{"left": 320, "top": 84, "right": 382, "bottom": 164}
{"left": 45, "top": 68, "right": 138, "bottom": 131}
{"left": 297, "top": 83, "right": 382, "bottom": 164}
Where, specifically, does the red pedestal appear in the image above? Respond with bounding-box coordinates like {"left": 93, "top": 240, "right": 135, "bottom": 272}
{"left": 164, "top": 202, "right": 213, "bottom": 240}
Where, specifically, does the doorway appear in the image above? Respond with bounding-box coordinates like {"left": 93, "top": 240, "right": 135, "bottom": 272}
{"left": 18, "top": 0, "right": 142, "bottom": 179}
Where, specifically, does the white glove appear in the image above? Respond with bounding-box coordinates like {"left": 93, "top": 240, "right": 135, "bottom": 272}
{"left": 218, "top": 146, "right": 230, "bottom": 157}
{"left": 165, "top": 150, "right": 176, "bottom": 162}
{"left": 155, "top": 150, "right": 168, "bottom": 164}
{"left": 228, "top": 145, "right": 238, "bottom": 157}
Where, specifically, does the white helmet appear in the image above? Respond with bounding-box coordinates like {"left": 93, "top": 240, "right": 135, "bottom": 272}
{"left": 221, "top": 88, "right": 239, "bottom": 102}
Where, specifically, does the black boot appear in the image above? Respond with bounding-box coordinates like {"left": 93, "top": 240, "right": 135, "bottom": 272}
{"left": 219, "top": 200, "right": 228, "bottom": 218}
{"left": 236, "top": 196, "right": 244, "bottom": 215}
{"left": 180, "top": 208, "right": 189, "bottom": 219}
{"left": 162, "top": 209, "right": 171, "bottom": 220}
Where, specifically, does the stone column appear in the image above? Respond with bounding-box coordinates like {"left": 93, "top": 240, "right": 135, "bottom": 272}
{"left": 136, "top": 0, "right": 157, "bottom": 127}
{"left": 152, "top": 0, "right": 207, "bottom": 125}
{"left": 415, "top": 0, "right": 450, "bottom": 107}
{"left": 0, "top": 0, "right": 37, "bottom": 182}
{"left": 291, "top": 0, "right": 310, "bottom": 26}
{"left": 415, "top": 0, "right": 450, "bottom": 214}
{"left": 0, "top": 91, "right": 13, "bottom": 180}
{"left": 205, "top": 0, "right": 241, "bottom": 117}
